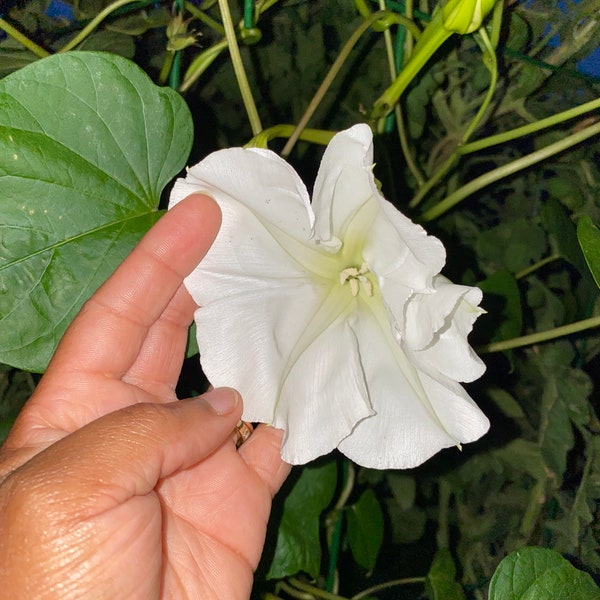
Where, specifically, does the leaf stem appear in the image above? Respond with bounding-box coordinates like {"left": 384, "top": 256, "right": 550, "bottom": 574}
{"left": 515, "top": 254, "right": 561, "bottom": 280}
{"left": 479, "top": 315, "right": 600, "bottom": 354}
{"left": 325, "top": 461, "right": 355, "bottom": 593}
{"left": 422, "top": 120, "right": 600, "bottom": 221}
{"left": 350, "top": 577, "right": 427, "bottom": 600}
{"left": 58, "top": 0, "right": 141, "bottom": 53}
{"left": 0, "top": 17, "right": 50, "bottom": 57}
{"left": 281, "top": 10, "right": 413, "bottom": 157}
{"left": 410, "top": 24, "right": 499, "bottom": 208}
{"left": 217, "top": 0, "right": 262, "bottom": 135}
{"left": 288, "top": 578, "right": 348, "bottom": 600}
{"left": 180, "top": 39, "right": 228, "bottom": 93}
{"left": 184, "top": 1, "right": 226, "bottom": 34}
{"left": 459, "top": 96, "right": 600, "bottom": 156}
{"left": 245, "top": 125, "right": 335, "bottom": 149}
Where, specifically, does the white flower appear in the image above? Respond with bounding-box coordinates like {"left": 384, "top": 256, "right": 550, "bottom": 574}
{"left": 169, "top": 124, "right": 489, "bottom": 469}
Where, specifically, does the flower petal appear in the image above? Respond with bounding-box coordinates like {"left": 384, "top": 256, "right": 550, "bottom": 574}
{"left": 171, "top": 146, "right": 315, "bottom": 247}
{"left": 311, "top": 124, "right": 377, "bottom": 250}
{"left": 407, "top": 277, "right": 486, "bottom": 382}
{"left": 404, "top": 276, "right": 481, "bottom": 350}
{"left": 275, "top": 303, "right": 375, "bottom": 464}
{"left": 365, "top": 200, "right": 446, "bottom": 289}
{"left": 336, "top": 304, "right": 488, "bottom": 469}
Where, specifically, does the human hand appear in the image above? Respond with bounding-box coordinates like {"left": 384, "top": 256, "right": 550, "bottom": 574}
{"left": 0, "top": 194, "right": 290, "bottom": 599}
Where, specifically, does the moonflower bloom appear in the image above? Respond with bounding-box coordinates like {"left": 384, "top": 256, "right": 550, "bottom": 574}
{"left": 169, "top": 124, "right": 489, "bottom": 469}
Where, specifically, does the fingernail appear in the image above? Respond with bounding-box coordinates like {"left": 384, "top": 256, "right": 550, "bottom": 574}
{"left": 202, "top": 387, "right": 239, "bottom": 416}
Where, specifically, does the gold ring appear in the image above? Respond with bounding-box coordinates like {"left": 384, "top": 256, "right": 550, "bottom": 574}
{"left": 232, "top": 420, "right": 253, "bottom": 449}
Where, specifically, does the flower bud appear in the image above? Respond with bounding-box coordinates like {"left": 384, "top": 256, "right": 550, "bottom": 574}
{"left": 442, "top": 0, "right": 497, "bottom": 34}
{"left": 166, "top": 13, "right": 198, "bottom": 52}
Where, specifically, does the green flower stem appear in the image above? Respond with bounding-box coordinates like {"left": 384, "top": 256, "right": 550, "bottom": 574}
{"left": 217, "top": 0, "right": 262, "bottom": 135}
{"left": 58, "top": 0, "right": 140, "bottom": 53}
{"left": 180, "top": 39, "right": 228, "bottom": 93}
{"left": 410, "top": 24, "right": 499, "bottom": 208}
{"left": 350, "top": 577, "right": 427, "bottom": 600}
{"left": 245, "top": 125, "right": 336, "bottom": 149}
{"left": 480, "top": 315, "right": 600, "bottom": 354}
{"left": 158, "top": 51, "right": 175, "bottom": 85}
{"left": 168, "top": 0, "right": 185, "bottom": 89}
{"left": 278, "top": 580, "right": 320, "bottom": 599}
{"left": 488, "top": 0, "right": 504, "bottom": 49}
{"left": 461, "top": 28, "right": 498, "bottom": 144}
{"left": 243, "top": 0, "right": 254, "bottom": 28}
{"left": 281, "top": 10, "right": 415, "bottom": 157}
{"left": 184, "top": 1, "right": 225, "bottom": 35}
{"left": 459, "top": 96, "right": 600, "bottom": 156}
{"left": 288, "top": 578, "right": 348, "bottom": 600}
{"left": 515, "top": 254, "right": 561, "bottom": 280}
{"left": 370, "top": 8, "right": 452, "bottom": 119}
{"left": 422, "top": 119, "right": 600, "bottom": 221}
{"left": 392, "top": 0, "right": 426, "bottom": 187}
{"left": 325, "top": 461, "right": 355, "bottom": 593}
{"left": 0, "top": 17, "right": 50, "bottom": 58}
{"left": 256, "top": 0, "right": 283, "bottom": 15}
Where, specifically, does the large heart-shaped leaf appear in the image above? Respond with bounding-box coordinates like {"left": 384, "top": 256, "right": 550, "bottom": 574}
{"left": 489, "top": 546, "right": 600, "bottom": 600}
{"left": 0, "top": 52, "right": 193, "bottom": 372}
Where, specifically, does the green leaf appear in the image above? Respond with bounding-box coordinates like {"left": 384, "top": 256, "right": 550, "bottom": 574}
{"left": 425, "top": 549, "right": 466, "bottom": 600}
{"left": 0, "top": 52, "right": 193, "bottom": 372}
{"left": 266, "top": 461, "right": 337, "bottom": 579}
{"left": 489, "top": 547, "right": 600, "bottom": 600}
{"left": 542, "top": 199, "right": 586, "bottom": 275}
{"left": 577, "top": 216, "right": 600, "bottom": 290}
{"left": 346, "top": 489, "right": 384, "bottom": 571}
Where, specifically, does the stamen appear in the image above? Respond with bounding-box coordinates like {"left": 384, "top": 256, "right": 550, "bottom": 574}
{"left": 339, "top": 262, "right": 374, "bottom": 297}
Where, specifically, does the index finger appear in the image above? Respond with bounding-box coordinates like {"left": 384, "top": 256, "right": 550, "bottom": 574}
{"left": 48, "top": 194, "right": 221, "bottom": 377}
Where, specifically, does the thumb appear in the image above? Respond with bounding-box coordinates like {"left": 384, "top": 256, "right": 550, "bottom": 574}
{"left": 4, "top": 388, "right": 242, "bottom": 516}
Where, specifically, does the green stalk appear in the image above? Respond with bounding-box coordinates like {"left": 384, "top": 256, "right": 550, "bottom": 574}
{"left": 289, "top": 577, "right": 348, "bottom": 600}
{"left": 245, "top": 125, "right": 335, "bottom": 149}
{"left": 217, "top": 0, "right": 262, "bottom": 135}
{"left": 281, "top": 10, "right": 416, "bottom": 157}
{"left": 515, "top": 254, "right": 561, "bottom": 280}
{"left": 169, "top": 0, "right": 185, "bottom": 89}
{"left": 325, "top": 461, "right": 355, "bottom": 593}
{"left": 184, "top": 1, "right": 226, "bottom": 35}
{"left": 459, "top": 96, "right": 600, "bottom": 155}
{"left": 180, "top": 39, "right": 228, "bottom": 93}
{"left": 243, "top": 0, "right": 254, "bottom": 28}
{"left": 370, "top": 8, "right": 452, "bottom": 119}
{"left": 393, "top": 0, "right": 425, "bottom": 186}
{"left": 350, "top": 577, "right": 427, "bottom": 600}
{"left": 0, "top": 17, "right": 50, "bottom": 57}
{"left": 422, "top": 120, "right": 600, "bottom": 221}
{"left": 256, "top": 0, "right": 283, "bottom": 15}
{"left": 480, "top": 315, "right": 600, "bottom": 354}
{"left": 158, "top": 51, "right": 175, "bottom": 85}
{"left": 58, "top": 0, "right": 141, "bottom": 52}
{"left": 410, "top": 24, "right": 499, "bottom": 208}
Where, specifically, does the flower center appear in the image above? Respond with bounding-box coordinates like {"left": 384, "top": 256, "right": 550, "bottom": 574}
{"left": 339, "top": 261, "right": 374, "bottom": 297}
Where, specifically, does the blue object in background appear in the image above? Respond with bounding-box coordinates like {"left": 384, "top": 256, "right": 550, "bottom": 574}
{"left": 578, "top": 48, "right": 600, "bottom": 79}
{"left": 541, "top": 0, "right": 600, "bottom": 79}
{"left": 45, "top": 0, "right": 75, "bottom": 23}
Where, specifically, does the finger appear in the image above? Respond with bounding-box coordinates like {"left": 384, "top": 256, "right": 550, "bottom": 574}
{"left": 3, "top": 388, "right": 242, "bottom": 517}
{"left": 46, "top": 194, "right": 221, "bottom": 379}
{"left": 120, "top": 284, "right": 197, "bottom": 395}
{"left": 238, "top": 425, "right": 291, "bottom": 497}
